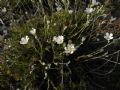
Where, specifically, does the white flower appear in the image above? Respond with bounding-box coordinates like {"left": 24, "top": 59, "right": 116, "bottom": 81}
{"left": 45, "top": 66, "right": 48, "bottom": 70}
{"left": 81, "top": 37, "right": 86, "bottom": 44}
{"left": 41, "top": 62, "right": 45, "bottom": 66}
{"left": 63, "top": 26, "right": 67, "bottom": 30}
{"left": 20, "top": 36, "right": 29, "bottom": 44}
{"left": 81, "top": 37, "right": 86, "bottom": 42}
{"left": 92, "top": 0, "right": 100, "bottom": 6}
{"left": 25, "top": 11, "right": 28, "bottom": 14}
{"left": 16, "top": 88, "right": 20, "bottom": 90}
{"left": 64, "top": 43, "right": 76, "bottom": 54}
{"left": 85, "top": 20, "right": 90, "bottom": 25}
{"left": 2, "top": 7, "right": 7, "bottom": 13}
{"left": 53, "top": 35, "right": 64, "bottom": 44}
{"left": 110, "top": 16, "right": 116, "bottom": 22}
{"left": 30, "top": 28, "right": 36, "bottom": 35}
{"left": 85, "top": 8, "right": 94, "bottom": 14}
{"left": 44, "top": 72, "right": 47, "bottom": 79}
{"left": 68, "top": 10, "right": 73, "bottom": 14}
{"left": 104, "top": 33, "right": 113, "bottom": 42}
{"left": 55, "top": 2, "right": 62, "bottom": 12}
{"left": 47, "top": 20, "right": 50, "bottom": 24}
{"left": 101, "top": 21, "right": 106, "bottom": 24}
{"left": 53, "top": 23, "right": 56, "bottom": 26}
{"left": 54, "top": 62, "right": 58, "bottom": 65}
{"left": 56, "top": 6, "right": 62, "bottom": 11}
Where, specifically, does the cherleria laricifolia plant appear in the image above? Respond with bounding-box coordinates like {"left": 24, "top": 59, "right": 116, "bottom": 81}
{"left": 1, "top": 0, "right": 120, "bottom": 90}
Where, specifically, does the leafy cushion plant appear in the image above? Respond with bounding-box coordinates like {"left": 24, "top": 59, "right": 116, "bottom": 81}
{"left": 0, "top": 0, "right": 119, "bottom": 90}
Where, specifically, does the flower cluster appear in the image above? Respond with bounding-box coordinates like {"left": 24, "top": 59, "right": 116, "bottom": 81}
{"left": 20, "top": 28, "right": 77, "bottom": 54}
{"left": 104, "top": 32, "right": 113, "bottom": 42}
{"left": 53, "top": 36, "right": 76, "bottom": 54}
{"left": 92, "top": 0, "right": 100, "bottom": 6}
{"left": 53, "top": 35, "right": 64, "bottom": 44}
{"left": 20, "top": 32, "right": 114, "bottom": 55}
{"left": 20, "top": 36, "right": 29, "bottom": 45}
{"left": 20, "top": 28, "right": 37, "bottom": 45}
{"left": 85, "top": 8, "right": 94, "bottom": 14}
{"left": 64, "top": 43, "right": 76, "bottom": 54}
{"left": 30, "top": 28, "right": 36, "bottom": 35}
